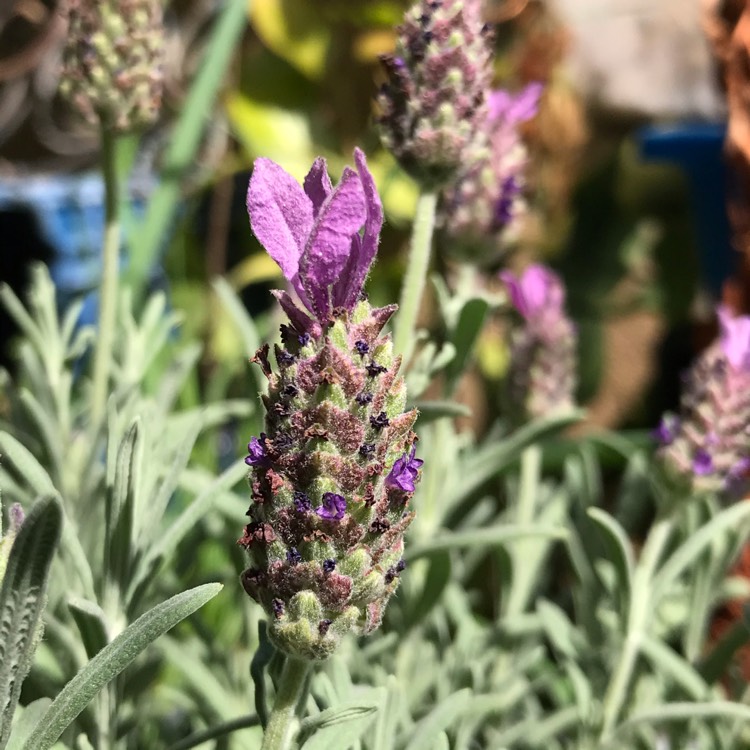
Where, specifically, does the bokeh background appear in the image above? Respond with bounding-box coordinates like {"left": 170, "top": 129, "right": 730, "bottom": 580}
{"left": 0, "top": 0, "right": 743, "bottom": 438}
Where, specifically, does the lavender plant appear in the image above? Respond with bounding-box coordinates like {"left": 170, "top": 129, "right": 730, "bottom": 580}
{"left": 240, "top": 149, "right": 422, "bottom": 747}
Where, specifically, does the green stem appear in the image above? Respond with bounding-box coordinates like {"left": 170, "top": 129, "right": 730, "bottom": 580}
{"left": 91, "top": 126, "right": 121, "bottom": 429}
{"left": 262, "top": 657, "right": 310, "bottom": 750}
{"left": 393, "top": 190, "right": 438, "bottom": 364}
{"left": 168, "top": 715, "right": 260, "bottom": 750}
{"left": 126, "top": 0, "right": 248, "bottom": 297}
{"left": 599, "top": 515, "right": 673, "bottom": 742}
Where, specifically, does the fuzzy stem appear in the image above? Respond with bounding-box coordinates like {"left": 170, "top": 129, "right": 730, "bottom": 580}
{"left": 599, "top": 515, "right": 673, "bottom": 741}
{"left": 393, "top": 190, "right": 438, "bottom": 364}
{"left": 91, "top": 126, "right": 121, "bottom": 428}
{"left": 261, "top": 657, "right": 310, "bottom": 750}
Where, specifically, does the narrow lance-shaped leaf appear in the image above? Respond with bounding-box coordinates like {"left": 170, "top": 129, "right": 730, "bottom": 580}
{"left": 0, "top": 496, "right": 63, "bottom": 750}
{"left": 21, "top": 583, "right": 222, "bottom": 750}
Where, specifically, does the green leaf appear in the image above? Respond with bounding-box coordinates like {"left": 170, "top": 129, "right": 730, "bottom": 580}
{"left": 586, "top": 507, "right": 634, "bottom": 608}
{"left": 67, "top": 598, "right": 109, "bottom": 661}
{"left": 298, "top": 697, "right": 381, "bottom": 750}
{"left": 403, "top": 689, "right": 472, "bottom": 750}
{"left": 250, "top": 621, "right": 276, "bottom": 728}
{"left": 20, "top": 583, "right": 222, "bottom": 750}
{"left": 610, "top": 702, "right": 750, "bottom": 742}
{"left": 0, "top": 432, "right": 56, "bottom": 497}
{"left": 651, "top": 501, "right": 750, "bottom": 604}
{"left": 126, "top": 461, "right": 246, "bottom": 608}
{"left": 0, "top": 496, "right": 62, "bottom": 749}
{"left": 405, "top": 524, "right": 567, "bottom": 562}
{"left": 407, "top": 551, "right": 451, "bottom": 624}
{"left": 537, "top": 600, "right": 581, "bottom": 659}
{"left": 5, "top": 699, "right": 51, "bottom": 750}
{"left": 639, "top": 634, "right": 708, "bottom": 700}
{"left": 212, "top": 277, "right": 261, "bottom": 358}
{"left": 445, "top": 298, "right": 489, "bottom": 392}
{"left": 106, "top": 420, "right": 140, "bottom": 594}
{"left": 448, "top": 411, "right": 584, "bottom": 507}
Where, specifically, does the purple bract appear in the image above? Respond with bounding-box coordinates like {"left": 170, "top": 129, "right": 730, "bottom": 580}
{"left": 246, "top": 148, "right": 384, "bottom": 330}
{"left": 717, "top": 305, "right": 750, "bottom": 373}
{"left": 385, "top": 446, "right": 424, "bottom": 493}
{"left": 499, "top": 264, "right": 565, "bottom": 321}
{"left": 487, "top": 82, "right": 543, "bottom": 126}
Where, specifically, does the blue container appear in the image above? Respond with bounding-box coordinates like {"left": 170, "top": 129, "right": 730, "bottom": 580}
{"left": 0, "top": 172, "right": 151, "bottom": 325}
{"left": 638, "top": 123, "right": 732, "bottom": 297}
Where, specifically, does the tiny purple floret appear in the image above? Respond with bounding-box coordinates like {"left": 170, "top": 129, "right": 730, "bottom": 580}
{"left": 293, "top": 491, "right": 312, "bottom": 512}
{"left": 245, "top": 435, "right": 268, "bottom": 467}
{"left": 652, "top": 414, "right": 680, "bottom": 446}
{"left": 316, "top": 492, "right": 347, "bottom": 521}
{"left": 717, "top": 305, "right": 750, "bottom": 373}
{"left": 385, "top": 446, "right": 424, "bottom": 492}
{"left": 693, "top": 449, "right": 714, "bottom": 476}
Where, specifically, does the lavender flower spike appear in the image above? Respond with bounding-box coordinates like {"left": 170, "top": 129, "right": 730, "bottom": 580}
{"left": 240, "top": 149, "right": 421, "bottom": 660}
{"left": 246, "top": 148, "right": 383, "bottom": 331}
{"left": 386, "top": 446, "right": 424, "bottom": 492}
{"left": 656, "top": 305, "right": 750, "bottom": 500}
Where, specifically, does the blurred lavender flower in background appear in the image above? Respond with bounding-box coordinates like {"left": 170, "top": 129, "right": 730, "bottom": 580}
{"left": 377, "top": 0, "right": 494, "bottom": 188}
{"left": 442, "top": 82, "right": 543, "bottom": 260}
{"left": 60, "top": 0, "right": 165, "bottom": 132}
{"left": 656, "top": 305, "right": 750, "bottom": 499}
{"left": 500, "top": 263, "right": 577, "bottom": 426}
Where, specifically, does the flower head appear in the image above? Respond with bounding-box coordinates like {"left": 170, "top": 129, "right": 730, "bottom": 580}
{"left": 247, "top": 148, "right": 383, "bottom": 330}
{"left": 500, "top": 263, "right": 577, "bottom": 426}
{"left": 240, "top": 150, "right": 421, "bottom": 661}
{"left": 385, "top": 446, "right": 424, "bottom": 492}
{"left": 378, "top": 0, "right": 494, "bottom": 187}
{"left": 718, "top": 305, "right": 750, "bottom": 373}
{"left": 60, "top": 0, "right": 164, "bottom": 132}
